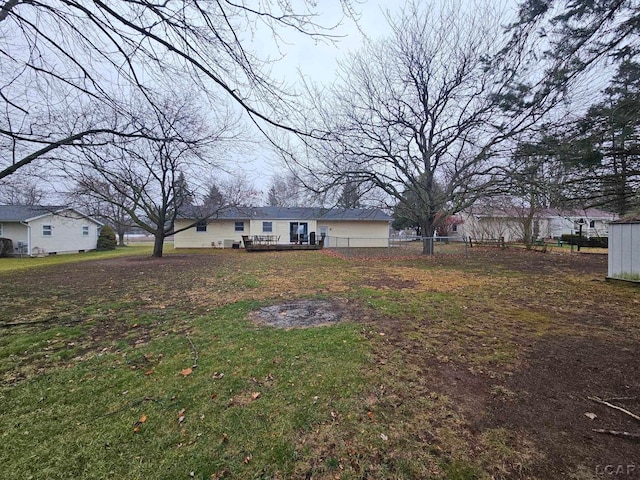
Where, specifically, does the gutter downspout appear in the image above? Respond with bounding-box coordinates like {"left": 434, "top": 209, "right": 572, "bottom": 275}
{"left": 20, "top": 222, "right": 31, "bottom": 257}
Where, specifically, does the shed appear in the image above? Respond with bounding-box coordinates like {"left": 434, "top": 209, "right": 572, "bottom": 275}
{"left": 607, "top": 215, "right": 640, "bottom": 281}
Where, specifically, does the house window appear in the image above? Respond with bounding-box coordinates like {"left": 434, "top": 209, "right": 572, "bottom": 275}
{"left": 589, "top": 220, "right": 595, "bottom": 228}
{"left": 82, "top": 226, "right": 89, "bottom": 236}
{"left": 42, "top": 225, "right": 52, "bottom": 236}
{"left": 196, "top": 220, "right": 207, "bottom": 232}
{"left": 234, "top": 221, "right": 244, "bottom": 232}
{"left": 0, "top": 223, "right": 2, "bottom": 236}
{"left": 262, "top": 221, "right": 273, "bottom": 233}
{"left": 451, "top": 224, "right": 458, "bottom": 232}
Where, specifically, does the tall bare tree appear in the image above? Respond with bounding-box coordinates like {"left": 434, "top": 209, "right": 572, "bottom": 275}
{"left": 297, "top": 2, "right": 544, "bottom": 253}
{"left": 0, "top": 1, "right": 356, "bottom": 180}
{"left": 65, "top": 93, "right": 240, "bottom": 257}
{"left": 68, "top": 179, "right": 134, "bottom": 247}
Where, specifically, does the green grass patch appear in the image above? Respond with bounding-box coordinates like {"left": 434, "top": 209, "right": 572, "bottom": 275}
{"left": 0, "top": 301, "right": 369, "bottom": 479}
{"left": 0, "top": 245, "right": 153, "bottom": 273}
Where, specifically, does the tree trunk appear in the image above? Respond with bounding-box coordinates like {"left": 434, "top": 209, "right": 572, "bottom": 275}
{"left": 117, "top": 227, "right": 127, "bottom": 247}
{"left": 420, "top": 220, "right": 436, "bottom": 255}
{"left": 152, "top": 232, "right": 164, "bottom": 258}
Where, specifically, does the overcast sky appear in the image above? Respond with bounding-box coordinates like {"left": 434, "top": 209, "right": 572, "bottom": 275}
{"left": 241, "top": 1, "right": 397, "bottom": 193}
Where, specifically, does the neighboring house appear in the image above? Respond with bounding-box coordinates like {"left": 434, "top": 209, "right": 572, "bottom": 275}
{"left": 458, "top": 207, "right": 617, "bottom": 243}
{"left": 608, "top": 214, "right": 640, "bottom": 281}
{"left": 0, "top": 205, "right": 103, "bottom": 256}
{"left": 174, "top": 206, "right": 393, "bottom": 248}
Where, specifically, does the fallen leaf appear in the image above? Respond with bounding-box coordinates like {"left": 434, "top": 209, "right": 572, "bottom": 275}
{"left": 380, "top": 433, "right": 388, "bottom": 441}
{"left": 144, "top": 369, "right": 154, "bottom": 376}
{"left": 180, "top": 367, "right": 193, "bottom": 377}
{"left": 243, "top": 454, "right": 253, "bottom": 464}
{"left": 585, "top": 412, "right": 597, "bottom": 420}
{"left": 367, "top": 411, "right": 374, "bottom": 421}
{"left": 133, "top": 414, "right": 148, "bottom": 432}
{"left": 251, "top": 392, "right": 261, "bottom": 400}
{"left": 212, "top": 372, "right": 224, "bottom": 379}
{"left": 221, "top": 433, "right": 229, "bottom": 443}
{"left": 178, "top": 415, "right": 185, "bottom": 425}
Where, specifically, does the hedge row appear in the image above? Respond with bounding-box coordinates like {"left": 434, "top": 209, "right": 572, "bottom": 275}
{"left": 560, "top": 234, "right": 608, "bottom": 248}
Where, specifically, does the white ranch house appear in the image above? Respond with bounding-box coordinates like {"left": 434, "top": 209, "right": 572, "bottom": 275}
{"left": 174, "top": 206, "right": 393, "bottom": 249}
{"left": 456, "top": 208, "right": 617, "bottom": 243}
{"left": 0, "top": 205, "right": 103, "bottom": 256}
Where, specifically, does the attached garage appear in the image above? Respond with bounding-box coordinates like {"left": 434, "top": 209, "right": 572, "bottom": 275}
{"left": 608, "top": 215, "right": 640, "bottom": 281}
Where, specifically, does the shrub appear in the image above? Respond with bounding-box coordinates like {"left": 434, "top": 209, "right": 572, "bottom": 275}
{"left": 0, "top": 237, "right": 13, "bottom": 257}
{"left": 559, "top": 234, "right": 608, "bottom": 248}
{"left": 96, "top": 225, "right": 117, "bottom": 250}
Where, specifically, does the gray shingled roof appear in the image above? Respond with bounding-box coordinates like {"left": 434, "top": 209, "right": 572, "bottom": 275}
{"left": 0, "top": 205, "right": 102, "bottom": 225}
{"left": 0, "top": 205, "right": 67, "bottom": 222}
{"left": 179, "top": 206, "right": 393, "bottom": 222}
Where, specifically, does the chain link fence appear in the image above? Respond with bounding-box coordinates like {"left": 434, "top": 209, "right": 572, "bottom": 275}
{"left": 324, "top": 236, "right": 468, "bottom": 258}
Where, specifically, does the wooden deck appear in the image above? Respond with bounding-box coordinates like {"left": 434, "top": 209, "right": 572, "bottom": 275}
{"left": 244, "top": 243, "right": 324, "bottom": 252}
{"left": 242, "top": 235, "right": 324, "bottom": 252}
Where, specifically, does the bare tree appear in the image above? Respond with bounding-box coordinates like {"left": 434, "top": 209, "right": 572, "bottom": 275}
{"left": 264, "top": 172, "right": 303, "bottom": 207}
{"left": 297, "top": 2, "right": 543, "bottom": 253}
{"left": 68, "top": 179, "right": 134, "bottom": 247}
{"left": 0, "top": 1, "right": 357, "bottom": 180}
{"left": 218, "top": 174, "right": 260, "bottom": 208}
{"left": 64, "top": 93, "right": 240, "bottom": 257}
{"left": 0, "top": 173, "right": 45, "bottom": 205}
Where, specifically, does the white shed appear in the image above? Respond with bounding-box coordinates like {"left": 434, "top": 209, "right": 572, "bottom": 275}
{"left": 608, "top": 215, "right": 640, "bottom": 281}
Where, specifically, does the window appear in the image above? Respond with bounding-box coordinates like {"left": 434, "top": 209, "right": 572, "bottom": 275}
{"left": 42, "top": 225, "right": 52, "bottom": 236}
{"left": 234, "top": 221, "right": 244, "bottom": 232}
{"left": 451, "top": 224, "right": 458, "bottom": 232}
{"left": 82, "top": 226, "right": 89, "bottom": 236}
{"left": 196, "top": 220, "right": 207, "bottom": 232}
{"left": 262, "top": 221, "right": 273, "bottom": 233}
{"left": 0, "top": 223, "right": 2, "bottom": 236}
{"left": 589, "top": 220, "right": 595, "bottom": 228}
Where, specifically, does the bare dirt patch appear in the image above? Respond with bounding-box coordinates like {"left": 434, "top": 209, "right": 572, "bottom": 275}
{"left": 250, "top": 300, "right": 347, "bottom": 329}
{"left": 480, "top": 335, "right": 640, "bottom": 479}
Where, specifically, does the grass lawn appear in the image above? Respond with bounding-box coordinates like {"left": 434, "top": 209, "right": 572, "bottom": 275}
{"left": 1, "top": 246, "right": 638, "bottom": 479}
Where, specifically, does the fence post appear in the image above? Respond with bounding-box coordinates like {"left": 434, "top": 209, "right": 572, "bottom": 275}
{"left": 347, "top": 237, "right": 350, "bottom": 258}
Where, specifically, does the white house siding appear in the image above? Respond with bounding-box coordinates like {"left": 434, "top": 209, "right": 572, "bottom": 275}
{"left": 174, "top": 218, "right": 391, "bottom": 248}
{"left": 321, "top": 221, "right": 390, "bottom": 248}
{"left": 173, "top": 219, "right": 247, "bottom": 248}
{"left": 27, "top": 213, "right": 99, "bottom": 254}
{"left": 248, "top": 219, "right": 319, "bottom": 243}
{"left": 608, "top": 222, "right": 640, "bottom": 279}
{"left": 0, "top": 222, "right": 29, "bottom": 246}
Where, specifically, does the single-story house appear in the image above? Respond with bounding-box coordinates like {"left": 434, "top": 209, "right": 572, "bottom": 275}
{"left": 457, "top": 207, "right": 617, "bottom": 243}
{"left": 608, "top": 215, "right": 640, "bottom": 281}
{"left": 0, "top": 205, "right": 103, "bottom": 256}
{"left": 174, "top": 206, "right": 393, "bottom": 248}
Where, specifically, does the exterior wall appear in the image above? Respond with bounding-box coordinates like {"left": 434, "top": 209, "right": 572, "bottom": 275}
{"left": 0, "top": 222, "right": 29, "bottom": 252}
{"left": 321, "top": 221, "right": 390, "bottom": 247}
{"left": 27, "top": 212, "right": 99, "bottom": 255}
{"left": 458, "top": 215, "right": 522, "bottom": 243}
{"left": 173, "top": 219, "right": 250, "bottom": 248}
{"left": 608, "top": 223, "right": 640, "bottom": 279}
{"left": 460, "top": 213, "right": 614, "bottom": 242}
{"left": 549, "top": 217, "right": 611, "bottom": 238}
{"left": 248, "top": 219, "right": 319, "bottom": 243}
{"left": 174, "top": 218, "right": 391, "bottom": 248}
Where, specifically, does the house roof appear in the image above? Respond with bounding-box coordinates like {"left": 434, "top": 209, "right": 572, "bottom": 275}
{"left": 468, "top": 206, "right": 617, "bottom": 220}
{"left": 610, "top": 214, "right": 640, "bottom": 224}
{"left": 179, "top": 205, "right": 393, "bottom": 222}
{"left": 0, "top": 205, "right": 102, "bottom": 224}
